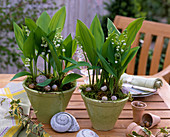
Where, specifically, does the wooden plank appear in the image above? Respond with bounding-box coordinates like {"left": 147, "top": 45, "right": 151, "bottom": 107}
{"left": 138, "top": 33, "right": 152, "bottom": 75}
{"left": 43, "top": 128, "right": 167, "bottom": 137}
{"left": 67, "top": 102, "right": 168, "bottom": 110}
{"left": 163, "top": 40, "right": 170, "bottom": 69}
{"left": 150, "top": 36, "right": 164, "bottom": 75}
{"left": 70, "top": 94, "right": 163, "bottom": 102}
{"left": 42, "top": 119, "right": 170, "bottom": 129}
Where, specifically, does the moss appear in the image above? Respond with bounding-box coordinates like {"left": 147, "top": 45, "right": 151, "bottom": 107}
{"left": 80, "top": 84, "right": 128, "bottom": 101}
{"left": 25, "top": 76, "right": 75, "bottom": 93}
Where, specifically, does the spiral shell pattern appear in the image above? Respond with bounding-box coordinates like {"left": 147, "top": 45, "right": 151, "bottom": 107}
{"left": 50, "top": 112, "right": 80, "bottom": 132}
{"left": 76, "top": 129, "right": 99, "bottom": 137}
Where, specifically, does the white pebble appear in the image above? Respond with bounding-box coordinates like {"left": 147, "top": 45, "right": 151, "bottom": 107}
{"left": 86, "top": 87, "right": 91, "bottom": 92}
{"left": 111, "top": 96, "right": 117, "bottom": 101}
{"left": 102, "top": 96, "right": 108, "bottom": 101}
{"left": 101, "top": 86, "right": 107, "bottom": 91}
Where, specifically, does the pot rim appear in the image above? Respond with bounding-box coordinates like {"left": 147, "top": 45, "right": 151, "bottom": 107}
{"left": 22, "top": 77, "right": 77, "bottom": 95}
{"left": 81, "top": 91, "right": 129, "bottom": 103}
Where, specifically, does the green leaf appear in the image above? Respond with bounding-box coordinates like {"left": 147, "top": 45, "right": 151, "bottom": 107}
{"left": 97, "top": 51, "right": 117, "bottom": 77}
{"left": 23, "top": 31, "right": 35, "bottom": 59}
{"left": 121, "top": 17, "right": 144, "bottom": 47}
{"left": 61, "top": 73, "right": 82, "bottom": 87}
{"left": 36, "top": 11, "right": 51, "bottom": 33}
{"left": 34, "top": 26, "right": 46, "bottom": 52}
{"left": 76, "top": 20, "right": 97, "bottom": 65}
{"left": 102, "top": 32, "right": 116, "bottom": 57}
{"left": 37, "top": 79, "right": 52, "bottom": 87}
{"left": 121, "top": 47, "right": 139, "bottom": 72}
{"left": 25, "top": 18, "right": 37, "bottom": 31}
{"left": 45, "top": 37, "right": 62, "bottom": 73}
{"left": 10, "top": 71, "right": 31, "bottom": 81}
{"left": 48, "top": 6, "right": 66, "bottom": 33}
{"left": 63, "top": 34, "right": 73, "bottom": 59}
{"left": 109, "top": 78, "right": 114, "bottom": 94}
{"left": 142, "top": 127, "right": 152, "bottom": 136}
{"left": 107, "top": 18, "right": 120, "bottom": 36}
{"left": 107, "top": 41, "right": 115, "bottom": 64}
{"left": 90, "top": 15, "right": 104, "bottom": 53}
{"left": 59, "top": 55, "right": 77, "bottom": 64}
{"left": 62, "top": 61, "right": 91, "bottom": 73}
{"left": 13, "top": 22, "right": 25, "bottom": 50}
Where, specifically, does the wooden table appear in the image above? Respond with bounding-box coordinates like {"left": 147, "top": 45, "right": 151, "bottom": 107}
{"left": 1, "top": 74, "right": 170, "bottom": 137}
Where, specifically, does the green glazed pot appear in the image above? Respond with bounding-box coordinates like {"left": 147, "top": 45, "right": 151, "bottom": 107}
{"left": 23, "top": 79, "right": 76, "bottom": 124}
{"left": 81, "top": 92, "right": 129, "bottom": 131}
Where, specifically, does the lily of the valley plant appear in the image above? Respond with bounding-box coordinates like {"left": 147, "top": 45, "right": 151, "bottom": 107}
{"left": 76, "top": 15, "right": 144, "bottom": 100}
{"left": 11, "top": 6, "right": 90, "bottom": 91}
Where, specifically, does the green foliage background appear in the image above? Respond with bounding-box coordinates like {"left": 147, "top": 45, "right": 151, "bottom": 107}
{"left": 0, "top": 0, "right": 58, "bottom": 73}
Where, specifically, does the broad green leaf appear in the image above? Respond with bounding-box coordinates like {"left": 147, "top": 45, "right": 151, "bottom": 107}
{"left": 87, "top": 66, "right": 101, "bottom": 70}
{"left": 34, "top": 26, "right": 46, "bottom": 52}
{"left": 62, "top": 64, "right": 79, "bottom": 73}
{"left": 107, "top": 18, "right": 120, "bottom": 36}
{"left": 36, "top": 11, "right": 51, "bottom": 33}
{"left": 47, "top": 30, "right": 56, "bottom": 41}
{"left": 63, "top": 34, "right": 73, "bottom": 59}
{"left": 61, "top": 73, "right": 82, "bottom": 87}
{"left": 10, "top": 71, "right": 31, "bottom": 81}
{"left": 121, "top": 47, "right": 139, "bottom": 72}
{"left": 102, "top": 32, "right": 116, "bottom": 57}
{"left": 13, "top": 22, "right": 25, "bottom": 50}
{"left": 97, "top": 51, "right": 117, "bottom": 77}
{"left": 45, "top": 37, "right": 62, "bottom": 73}
{"left": 59, "top": 55, "right": 77, "bottom": 64}
{"left": 63, "top": 61, "right": 91, "bottom": 73}
{"left": 76, "top": 20, "right": 97, "bottom": 65}
{"left": 107, "top": 41, "right": 115, "bottom": 64}
{"left": 23, "top": 31, "right": 35, "bottom": 59}
{"left": 25, "top": 18, "right": 37, "bottom": 31}
{"left": 48, "top": 6, "right": 66, "bottom": 33}
{"left": 90, "top": 15, "right": 104, "bottom": 53}
{"left": 121, "top": 17, "right": 144, "bottom": 47}
{"left": 72, "top": 39, "right": 77, "bottom": 57}
{"left": 37, "top": 79, "right": 52, "bottom": 87}
{"left": 21, "top": 54, "right": 26, "bottom": 64}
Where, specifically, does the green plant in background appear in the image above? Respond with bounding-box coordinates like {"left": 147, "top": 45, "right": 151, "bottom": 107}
{"left": 0, "top": 0, "right": 58, "bottom": 73}
{"left": 76, "top": 15, "right": 144, "bottom": 100}
{"left": 101, "top": 0, "right": 146, "bottom": 38}
{"left": 10, "top": 6, "right": 89, "bottom": 92}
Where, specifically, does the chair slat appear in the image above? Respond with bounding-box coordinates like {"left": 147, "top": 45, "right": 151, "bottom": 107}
{"left": 163, "top": 40, "right": 170, "bottom": 69}
{"left": 138, "top": 33, "right": 152, "bottom": 75}
{"left": 150, "top": 36, "right": 164, "bottom": 75}
{"left": 126, "top": 33, "right": 140, "bottom": 74}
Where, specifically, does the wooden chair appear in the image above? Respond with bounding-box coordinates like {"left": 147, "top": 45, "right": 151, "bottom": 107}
{"left": 114, "top": 15, "right": 170, "bottom": 83}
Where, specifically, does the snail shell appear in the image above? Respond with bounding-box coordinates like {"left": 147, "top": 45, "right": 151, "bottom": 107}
{"left": 76, "top": 129, "right": 99, "bottom": 137}
{"left": 50, "top": 112, "right": 80, "bottom": 132}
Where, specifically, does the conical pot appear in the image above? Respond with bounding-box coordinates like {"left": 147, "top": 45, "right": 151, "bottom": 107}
{"left": 23, "top": 78, "right": 76, "bottom": 124}
{"left": 81, "top": 92, "right": 129, "bottom": 131}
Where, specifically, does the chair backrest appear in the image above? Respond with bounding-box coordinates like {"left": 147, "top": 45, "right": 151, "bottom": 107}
{"left": 114, "top": 15, "right": 170, "bottom": 75}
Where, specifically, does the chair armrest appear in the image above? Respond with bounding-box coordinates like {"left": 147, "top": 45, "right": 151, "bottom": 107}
{"left": 153, "top": 65, "right": 170, "bottom": 84}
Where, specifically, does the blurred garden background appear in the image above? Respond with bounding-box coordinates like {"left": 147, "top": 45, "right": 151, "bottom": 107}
{"left": 0, "top": 0, "right": 169, "bottom": 74}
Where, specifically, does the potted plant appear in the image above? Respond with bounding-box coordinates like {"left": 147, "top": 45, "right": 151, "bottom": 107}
{"left": 11, "top": 6, "right": 90, "bottom": 124}
{"left": 76, "top": 15, "right": 144, "bottom": 131}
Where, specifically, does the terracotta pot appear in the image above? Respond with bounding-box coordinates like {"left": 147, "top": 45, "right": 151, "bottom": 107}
{"left": 126, "top": 122, "right": 155, "bottom": 137}
{"left": 81, "top": 92, "right": 129, "bottom": 131}
{"left": 131, "top": 101, "right": 147, "bottom": 124}
{"left": 142, "top": 113, "right": 161, "bottom": 129}
{"left": 23, "top": 78, "right": 77, "bottom": 124}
